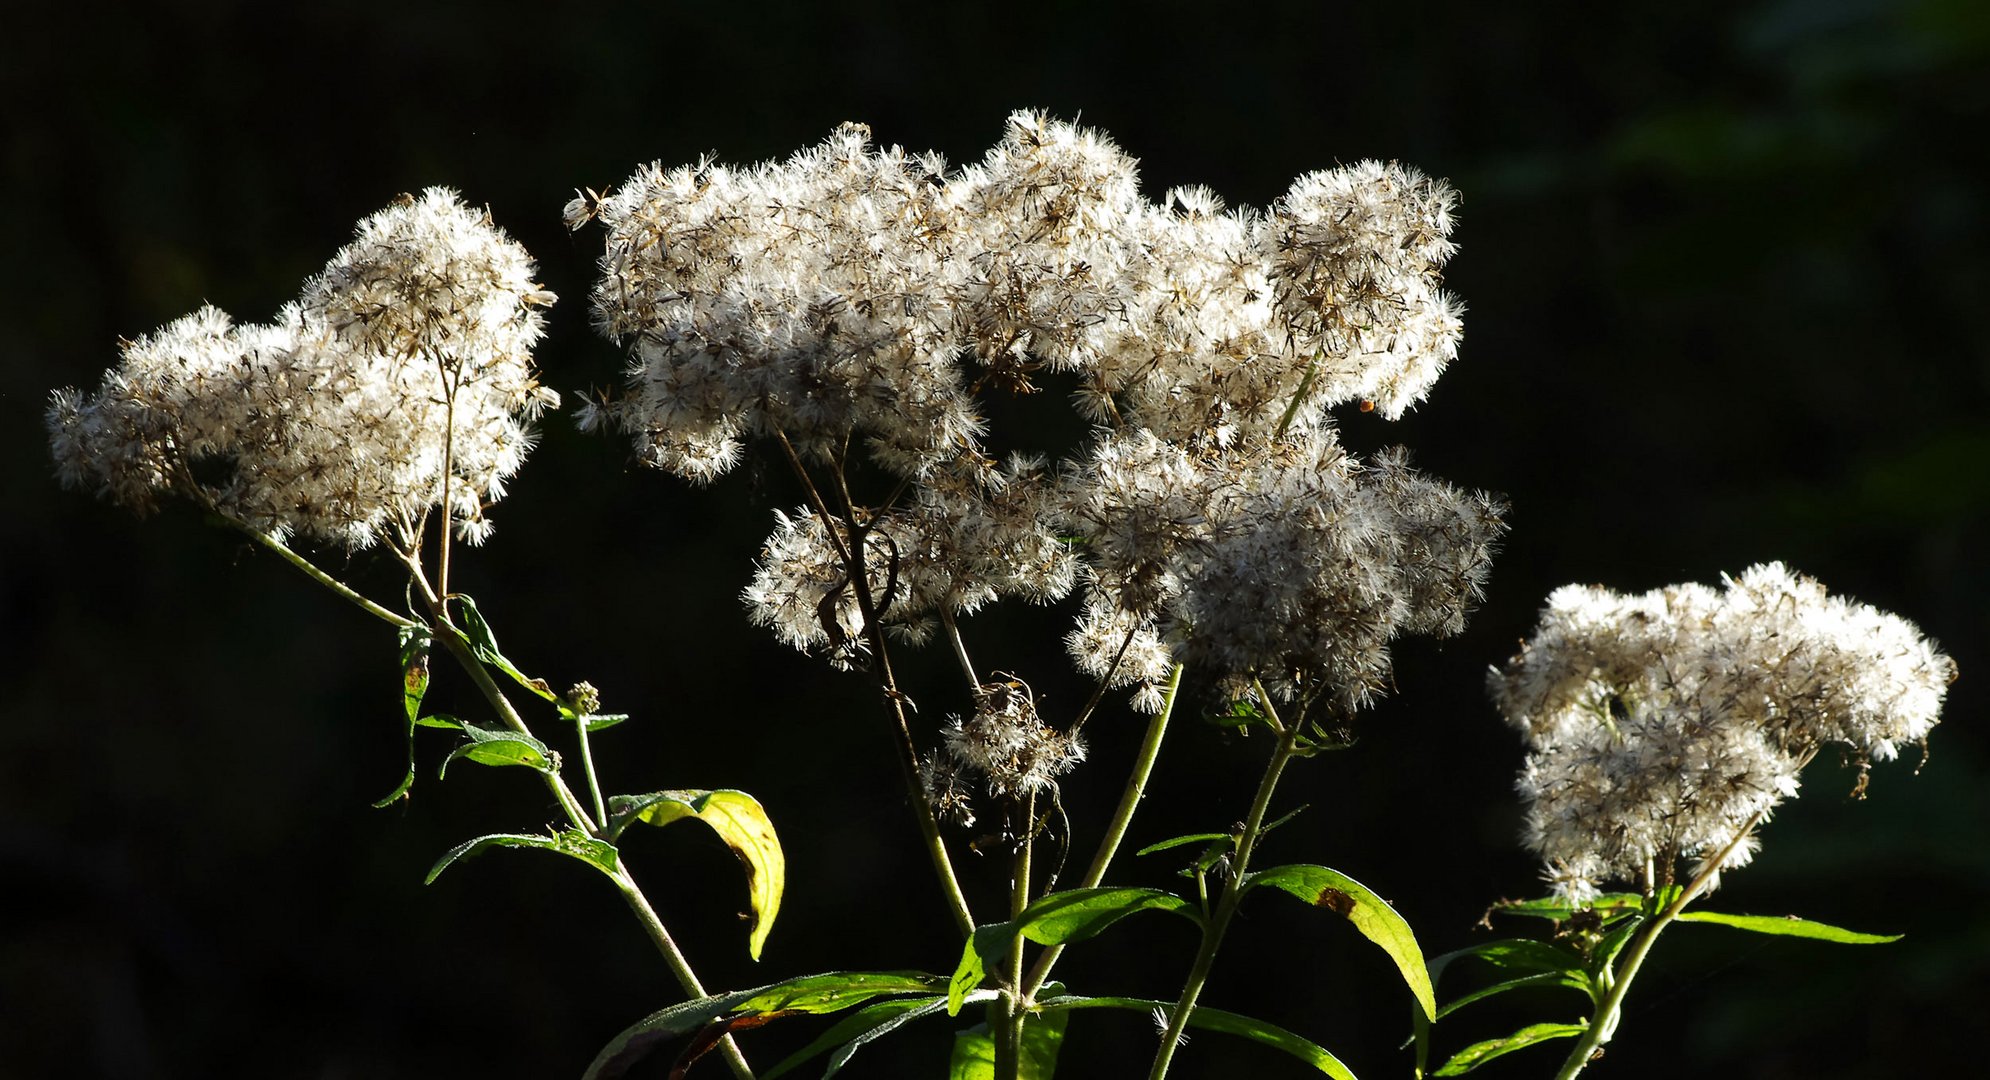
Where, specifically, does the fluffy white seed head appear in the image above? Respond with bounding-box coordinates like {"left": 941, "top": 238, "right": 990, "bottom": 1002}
{"left": 49, "top": 190, "right": 556, "bottom": 547}
{"left": 1492, "top": 564, "right": 1956, "bottom": 898}
{"left": 584, "top": 115, "right": 1494, "bottom": 699}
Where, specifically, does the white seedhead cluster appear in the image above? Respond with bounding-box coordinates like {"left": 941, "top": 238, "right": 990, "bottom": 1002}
{"left": 1490, "top": 562, "right": 1956, "bottom": 900}
{"left": 49, "top": 189, "right": 558, "bottom": 548}
{"left": 582, "top": 112, "right": 1505, "bottom": 711}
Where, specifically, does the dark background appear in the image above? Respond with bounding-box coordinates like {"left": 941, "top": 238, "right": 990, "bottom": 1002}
{"left": 4, "top": 0, "right": 1985, "bottom": 1077}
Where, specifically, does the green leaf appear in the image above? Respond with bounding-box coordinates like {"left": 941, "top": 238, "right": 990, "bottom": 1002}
{"left": 451, "top": 593, "right": 556, "bottom": 702}
{"left": 1488, "top": 893, "right": 1644, "bottom": 921}
{"left": 950, "top": 1024, "right": 996, "bottom": 1080}
{"left": 732, "top": 971, "right": 949, "bottom": 1014}
{"left": 1019, "top": 1008, "right": 1069, "bottom": 1077}
{"left": 1590, "top": 915, "right": 1646, "bottom": 977}
{"left": 1676, "top": 911, "right": 1902, "bottom": 943}
{"left": 764, "top": 996, "right": 948, "bottom": 1079}
{"left": 424, "top": 829, "right": 619, "bottom": 885}
{"left": 610, "top": 789, "right": 786, "bottom": 961}
{"left": 947, "top": 888, "right": 1199, "bottom": 1014}
{"left": 439, "top": 723, "right": 557, "bottom": 778}
{"left": 414, "top": 714, "right": 463, "bottom": 729}
{"left": 1037, "top": 995, "right": 1355, "bottom": 1080}
{"left": 581, "top": 712, "right": 630, "bottom": 732}
{"left": 371, "top": 624, "right": 431, "bottom": 808}
{"left": 1431, "top": 1022, "right": 1585, "bottom": 1075}
{"left": 583, "top": 972, "right": 955, "bottom": 1080}
{"left": 1437, "top": 972, "right": 1588, "bottom": 1020}
{"left": 1429, "top": 938, "right": 1588, "bottom": 979}
{"left": 951, "top": 925, "right": 1019, "bottom": 1017}
{"left": 1246, "top": 864, "right": 1436, "bottom": 1021}
{"left": 1136, "top": 833, "right": 1232, "bottom": 857}
{"left": 948, "top": 1008, "right": 1069, "bottom": 1080}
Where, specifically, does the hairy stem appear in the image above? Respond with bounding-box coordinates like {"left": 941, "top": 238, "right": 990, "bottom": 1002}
{"left": 1022, "top": 663, "right": 1183, "bottom": 999}
{"left": 1150, "top": 697, "right": 1301, "bottom": 1080}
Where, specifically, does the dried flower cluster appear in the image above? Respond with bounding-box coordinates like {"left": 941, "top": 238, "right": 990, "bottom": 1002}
{"left": 582, "top": 113, "right": 1504, "bottom": 710}
{"left": 49, "top": 189, "right": 557, "bottom": 548}
{"left": 1490, "top": 563, "right": 1956, "bottom": 900}
{"left": 923, "top": 677, "right": 1086, "bottom": 826}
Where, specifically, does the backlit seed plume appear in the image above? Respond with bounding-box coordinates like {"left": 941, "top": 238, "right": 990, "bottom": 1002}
{"left": 580, "top": 111, "right": 1466, "bottom": 475}
{"left": 1064, "top": 431, "right": 1506, "bottom": 713}
{"left": 1491, "top": 564, "right": 1956, "bottom": 900}
{"left": 580, "top": 123, "right": 977, "bottom": 481}
{"left": 49, "top": 189, "right": 557, "bottom": 548}
{"left": 583, "top": 114, "right": 1491, "bottom": 698}
{"left": 936, "top": 677, "right": 1086, "bottom": 804}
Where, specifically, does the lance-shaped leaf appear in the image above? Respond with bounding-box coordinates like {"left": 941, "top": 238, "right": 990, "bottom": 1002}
{"left": 372, "top": 623, "right": 431, "bottom": 807}
{"left": 1486, "top": 893, "right": 1645, "bottom": 922}
{"left": 424, "top": 829, "right": 619, "bottom": 885}
{"left": 610, "top": 790, "right": 785, "bottom": 960}
{"left": 1676, "top": 910, "right": 1902, "bottom": 943}
{"left": 947, "top": 888, "right": 1199, "bottom": 1014}
{"left": 450, "top": 593, "right": 556, "bottom": 701}
{"left": 439, "top": 722, "right": 558, "bottom": 777}
{"left": 1245, "top": 864, "right": 1436, "bottom": 1020}
{"left": 948, "top": 1007, "right": 1069, "bottom": 1080}
{"left": 765, "top": 996, "right": 950, "bottom": 1079}
{"left": 1135, "top": 833, "right": 1232, "bottom": 857}
{"left": 1432, "top": 1022, "right": 1585, "bottom": 1076}
{"left": 1436, "top": 971, "right": 1588, "bottom": 1021}
{"left": 1036, "top": 995, "right": 1356, "bottom": 1080}
{"left": 1428, "top": 939, "right": 1589, "bottom": 981}
{"left": 583, "top": 972, "right": 952, "bottom": 1080}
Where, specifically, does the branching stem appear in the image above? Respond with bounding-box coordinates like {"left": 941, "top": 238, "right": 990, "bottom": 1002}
{"left": 771, "top": 429, "right": 976, "bottom": 938}
{"left": 1550, "top": 808, "right": 1773, "bottom": 1080}
{"left": 397, "top": 549, "right": 754, "bottom": 1080}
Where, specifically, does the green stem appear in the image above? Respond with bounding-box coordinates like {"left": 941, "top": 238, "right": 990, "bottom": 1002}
{"left": 401, "top": 556, "right": 754, "bottom": 1079}
{"left": 230, "top": 521, "right": 417, "bottom": 629}
{"left": 1022, "top": 663, "right": 1184, "bottom": 1000}
{"left": 1550, "top": 810, "right": 1771, "bottom": 1080}
{"left": 1149, "top": 701, "right": 1301, "bottom": 1080}
{"left": 997, "top": 792, "right": 1036, "bottom": 1080}
{"left": 614, "top": 868, "right": 757, "bottom": 1080}
{"left": 574, "top": 712, "right": 610, "bottom": 827}
{"left": 1273, "top": 353, "right": 1321, "bottom": 440}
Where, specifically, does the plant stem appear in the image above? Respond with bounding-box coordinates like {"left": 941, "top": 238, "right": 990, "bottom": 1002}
{"left": 1550, "top": 810, "right": 1771, "bottom": 1080}
{"left": 1067, "top": 627, "right": 1138, "bottom": 739}
{"left": 942, "top": 608, "right": 979, "bottom": 688}
{"left": 229, "top": 521, "right": 417, "bottom": 629}
{"left": 1022, "top": 663, "right": 1184, "bottom": 1000}
{"left": 771, "top": 431, "right": 976, "bottom": 938}
{"left": 399, "top": 553, "right": 754, "bottom": 1078}
{"left": 575, "top": 712, "right": 610, "bottom": 827}
{"left": 614, "top": 869, "right": 757, "bottom": 1080}
{"left": 996, "top": 791, "right": 1037, "bottom": 1080}
{"left": 1149, "top": 704, "right": 1302, "bottom": 1080}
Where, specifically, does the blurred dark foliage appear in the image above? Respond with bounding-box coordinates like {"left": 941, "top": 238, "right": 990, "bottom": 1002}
{"left": 3, "top": 0, "right": 1985, "bottom": 1076}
